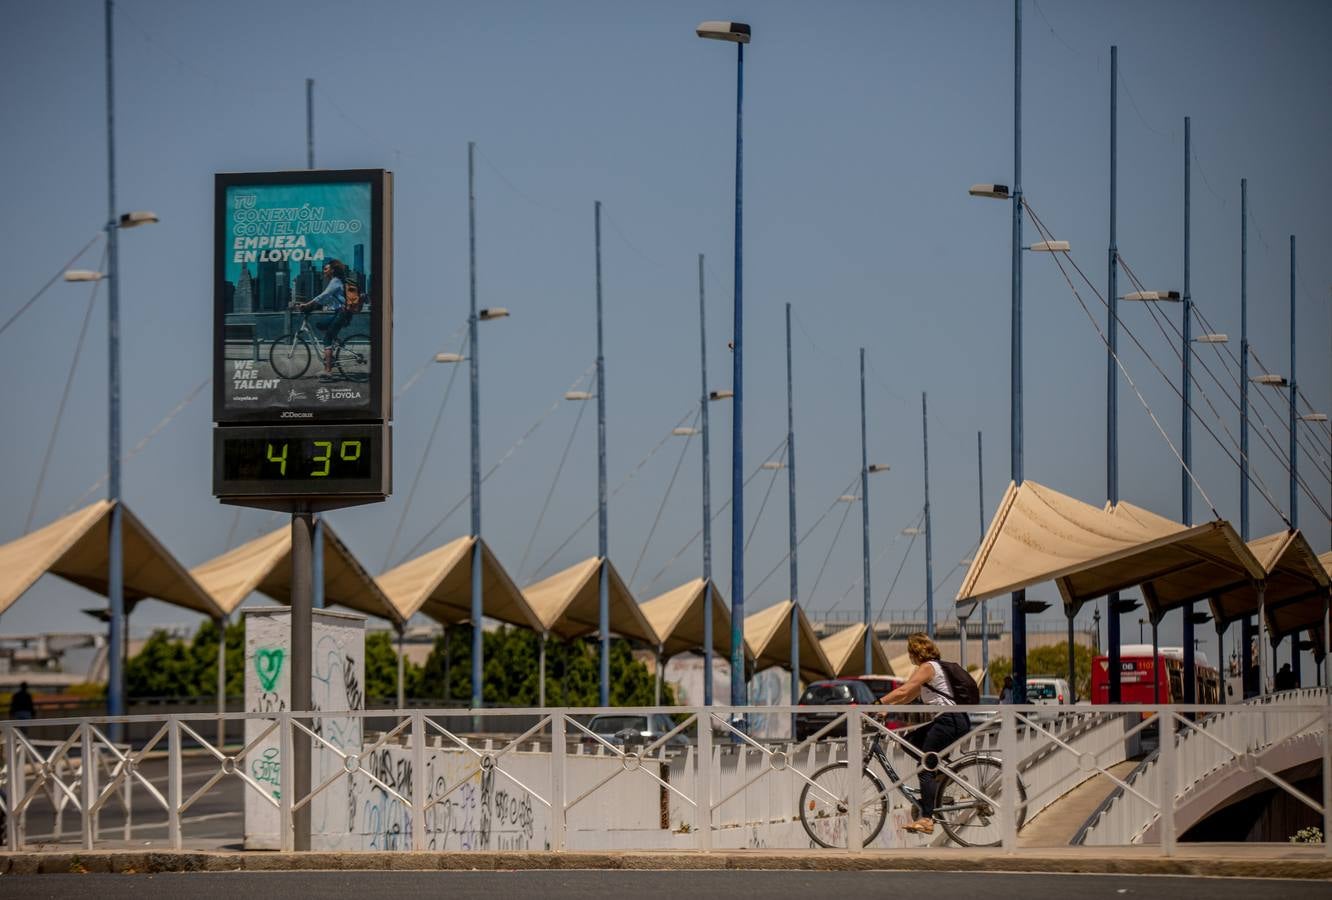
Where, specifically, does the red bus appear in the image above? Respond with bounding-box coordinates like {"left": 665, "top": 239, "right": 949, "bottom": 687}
{"left": 1091, "top": 645, "right": 1220, "bottom": 705}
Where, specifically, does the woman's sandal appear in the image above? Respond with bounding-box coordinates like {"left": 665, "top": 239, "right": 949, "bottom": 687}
{"left": 903, "top": 819, "right": 935, "bottom": 834}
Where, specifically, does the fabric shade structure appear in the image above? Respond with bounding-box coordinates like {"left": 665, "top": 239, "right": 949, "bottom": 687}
{"left": 743, "top": 600, "right": 833, "bottom": 683}
{"left": 522, "top": 557, "right": 658, "bottom": 645}
{"left": 1102, "top": 503, "right": 1264, "bottom": 621}
{"left": 640, "top": 578, "right": 735, "bottom": 659}
{"left": 0, "top": 500, "right": 220, "bottom": 618}
{"left": 1209, "top": 529, "right": 1332, "bottom": 628}
{"left": 375, "top": 535, "right": 540, "bottom": 630}
{"left": 820, "top": 623, "right": 893, "bottom": 677}
{"left": 957, "top": 481, "right": 1262, "bottom": 615}
{"left": 191, "top": 521, "right": 397, "bottom": 624}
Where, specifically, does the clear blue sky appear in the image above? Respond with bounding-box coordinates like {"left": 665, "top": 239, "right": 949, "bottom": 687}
{"left": 3, "top": 0, "right": 1330, "bottom": 653}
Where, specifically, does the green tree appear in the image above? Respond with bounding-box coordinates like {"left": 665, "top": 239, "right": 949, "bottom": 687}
{"left": 364, "top": 630, "right": 421, "bottom": 702}
{"left": 127, "top": 619, "right": 245, "bottom": 699}
{"left": 415, "top": 626, "right": 674, "bottom": 707}
{"left": 987, "top": 641, "right": 1094, "bottom": 700}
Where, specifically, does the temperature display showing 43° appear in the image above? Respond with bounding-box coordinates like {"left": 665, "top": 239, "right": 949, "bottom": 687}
{"left": 213, "top": 423, "right": 390, "bottom": 504}
{"left": 225, "top": 436, "right": 372, "bottom": 481}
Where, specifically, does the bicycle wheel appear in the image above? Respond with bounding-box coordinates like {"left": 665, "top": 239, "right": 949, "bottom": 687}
{"left": 268, "top": 334, "right": 312, "bottom": 379}
{"left": 333, "top": 333, "right": 371, "bottom": 379}
{"left": 932, "top": 754, "right": 1026, "bottom": 848}
{"left": 799, "top": 761, "right": 889, "bottom": 849}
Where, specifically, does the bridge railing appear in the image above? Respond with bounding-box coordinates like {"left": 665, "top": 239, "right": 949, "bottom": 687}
{"left": 1, "top": 700, "right": 1328, "bottom": 855}
{"left": 1075, "top": 690, "right": 1330, "bottom": 849}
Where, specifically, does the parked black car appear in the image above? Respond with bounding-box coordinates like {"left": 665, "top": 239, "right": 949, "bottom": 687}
{"left": 795, "top": 679, "right": 880, "bottom": 741}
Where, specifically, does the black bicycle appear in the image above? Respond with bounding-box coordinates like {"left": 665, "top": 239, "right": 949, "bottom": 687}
{"left": 268, "top": 308, "right": 370, "bottom": 381}
{"left": 798, "top": 729, "right": 1026, "bottom": 848}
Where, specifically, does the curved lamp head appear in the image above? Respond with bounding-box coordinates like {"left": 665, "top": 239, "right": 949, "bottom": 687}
{"left": 64, "top": 269, "right": 105, "bottom": 282}
{"left": 696, "top": 20, "right": 751, "bottom": 43}
{"left": 118, "top": 211, "right": 159, "bottom": 228}
{"left": 968, "top": 184, "right": 1010, "bottom": 200}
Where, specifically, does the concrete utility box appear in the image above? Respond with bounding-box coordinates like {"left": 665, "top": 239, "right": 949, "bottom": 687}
{"left": 242, "top": 606, "right": 365, "bottom": 850}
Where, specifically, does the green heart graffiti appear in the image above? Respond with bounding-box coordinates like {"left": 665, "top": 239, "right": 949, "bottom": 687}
{"left": 256, "top": 648, "right": 285, "bottom": 692}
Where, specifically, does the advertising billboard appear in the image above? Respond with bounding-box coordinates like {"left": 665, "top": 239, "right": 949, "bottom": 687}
{"left": 213, "top": 169, "right": 392, "bottom": 424}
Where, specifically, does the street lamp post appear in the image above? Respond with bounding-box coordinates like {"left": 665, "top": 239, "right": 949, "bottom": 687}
{"left": 786, "top": 304, "right": 800, "bottom": 711}
{"left": 696, "top": 19, "right": 751, "bottom": 707}
{"left": 101, "top": 1, "right": 163, "bottom": 727}
{"left": 977, "top": 431, "right": 988, "bottom": 691}
{"left": 434, "top": 148, "right": 510, "bottom": 710}
{"left": 1105, "top": 45, "right": 1129, "bottom": 705}
{"left": 854, "top": 353, "right": 890, "bottom": 672}
{"left": 964, "top": 0, "right": 1029, "bottom": 703}
{"left": 922, "top": 392, "right": 934, "bottom": 640}
{"left": 699, "top": 255, "right": 716, "bottom": 706}
{"left": 1182, "top": 116, "right": 1197, "bottom": 704}
{"left": 1239, "top": 177, "right": 1257, "bottom": 698}
{"left": 595, "top": 200, "right": 610, "bottom": 707}
{"left": 860, "top": 349, "right": 872, "bottom": 671}
{"left": 1287, "top": 233, "right": 1299, "bottom": 685}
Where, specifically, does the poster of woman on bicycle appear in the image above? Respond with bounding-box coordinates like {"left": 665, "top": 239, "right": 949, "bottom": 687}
{"left": 214, "top": 169, "right": 392, "bottom": 423}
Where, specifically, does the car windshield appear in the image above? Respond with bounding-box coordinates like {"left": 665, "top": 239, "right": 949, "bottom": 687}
{"left": 1027, "top": 683, "right": 1058, "bottom": 699}
{"left": 590, "top": 716, "right": 647, "bottom": 734}
{"left": 858, "top": 678, "right": 896, "bottom": 695}
{"left": 801, "top": 683, "right": 855, "bottom": 704}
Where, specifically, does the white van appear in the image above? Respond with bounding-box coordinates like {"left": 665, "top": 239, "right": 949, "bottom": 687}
{"left": 1026, "top": 677, "right": 1071, "bottom": 709}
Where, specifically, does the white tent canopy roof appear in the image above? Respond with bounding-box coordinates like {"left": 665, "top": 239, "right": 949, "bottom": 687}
{"left": 0, "top": 500, "right": 220, "bottom": 619}
{"left": 744, "top": 600, "right": 833, "bottom": 682}
{"left": 640, "top": 577, "right": 737, "bottom": 659}
{"left": 820, "top": 622, "right": 894, "bottom": 677}
{"left": 376, "top": 535, "right": 540, "bottom": 630}
{"left": 523, "top": 557, "right": 658, "bottom": 645}
{"left": 192, "top": 521, "right": 395, "bottom": 623}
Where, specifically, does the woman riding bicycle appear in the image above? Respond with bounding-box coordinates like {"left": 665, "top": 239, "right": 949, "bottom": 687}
{"left": 293, "top": 258, "right": 351, "bottom": 378}
{"left": 878, "top": 633, "right": 972, "bottom": 835}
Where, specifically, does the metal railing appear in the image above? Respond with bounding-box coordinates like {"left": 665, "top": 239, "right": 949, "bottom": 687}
{"left": 1, "top": 698, "right": 1328, "bottom": 855}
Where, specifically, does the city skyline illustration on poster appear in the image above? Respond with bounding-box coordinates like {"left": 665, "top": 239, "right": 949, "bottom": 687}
{"left": 220, "top": 179, "right": 375, "bottom": 415}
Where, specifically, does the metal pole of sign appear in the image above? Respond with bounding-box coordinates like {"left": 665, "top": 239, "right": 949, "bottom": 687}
{"left": 216, "top": 615, "right": 227, "bottom": 749}
{"left": 290, "top": 508, "right": 314, "bottom": 851}
{"left": 699, "top": 255, "right": 715, "bottom": 707}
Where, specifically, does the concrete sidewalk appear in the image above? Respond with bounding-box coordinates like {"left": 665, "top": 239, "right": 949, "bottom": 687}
{"left": 2, "top": 845, "right": 1329, "bottom": 879}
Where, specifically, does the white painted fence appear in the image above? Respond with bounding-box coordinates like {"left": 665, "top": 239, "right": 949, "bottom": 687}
{"left": 1078, "top": 690, "right": 1331, "bottom": 846}
{"left": 2, "top": 700, "right": 1329, "bottom": 855}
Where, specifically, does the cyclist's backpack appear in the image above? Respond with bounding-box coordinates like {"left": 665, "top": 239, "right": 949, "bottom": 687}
{"left": 344, "top": 278, "right": 363, "bottom": 313}
{"left": 937, "top": 660, "right": 980, "bottom": 705}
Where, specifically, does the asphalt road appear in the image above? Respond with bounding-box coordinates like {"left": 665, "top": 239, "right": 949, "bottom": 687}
{"left": 3, "top": 871, "right": 1328, "bottom": 899}
{"left": 13, "top": 757, "right": 243, "bottom": 849}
